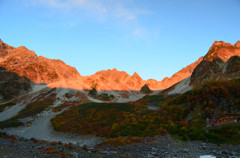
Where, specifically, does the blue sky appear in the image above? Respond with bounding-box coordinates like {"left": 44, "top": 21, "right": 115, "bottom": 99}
{"left": 0, "top": 0, "right": 240, "bottom": 80}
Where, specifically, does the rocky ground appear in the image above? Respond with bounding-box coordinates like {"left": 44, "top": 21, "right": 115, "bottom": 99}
{"left": 0, "top": 134, "right": 100, "bottom": 158}
{"left": 0, "top": 134, "right": 239, "bottom": 158}
{"left": 98, "top": 135, "right": 240, "bottom": 158}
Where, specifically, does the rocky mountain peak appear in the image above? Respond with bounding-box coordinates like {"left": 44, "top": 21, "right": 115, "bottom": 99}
{"left": 212, "top": 41, "right": 227, "bottom": 46}
{"left": 0, "top": 39, "right": 12, "bottom": 58}
{"left": 235, "top": 41, "right": 240, "bottom": 48}
{"left": 204, "top": 41, "right": 240, "bottom": 62}
{"left": 0, "top": 39, "right": 82, "bottom": 86}
{"left": 132, "top": 72, "right": 141, "bottom": 79}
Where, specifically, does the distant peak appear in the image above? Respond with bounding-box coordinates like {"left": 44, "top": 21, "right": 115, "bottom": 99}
{"left": 235, "top": 41, "right": 240, "bottom": 48}
{"left": 18, "top": 46, "right": 28, "bottom": 50}
{"left": 204, "top": 40, "right": 240, "bottom": 62}
{"left": 112, "top": 68, "right": 117, "bottom": 71}
{"left": 0, "top": 39, "right": 4, "bottom": 45}
{"left": 131, "top": 72, "right": 143, "bottom": 80}
{"left": 132, "top": 72, "right": 139, "bottom": 76}
{"left": 212, "top": 41, "right": 226, "bottom": 46}
{"left": 211, "top": 41, "right": 233, "bottom": 48}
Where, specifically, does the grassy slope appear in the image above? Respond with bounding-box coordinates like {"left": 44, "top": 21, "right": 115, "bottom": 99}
{"left": 164, "top": 79, "right": 240, "bottom": 144}
{"left": 51, "top": 79, "right": 240, "bottom": 145}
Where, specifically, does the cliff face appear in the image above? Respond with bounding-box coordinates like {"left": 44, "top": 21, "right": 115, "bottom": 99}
{"left": 0, "top": 67, "right": 32, "bottom": 102}
{"left": 190, "top": 41, "right": 240, "bottom": 87}
{"left": 0, "top": 39, "right": 82, "bottom": 85}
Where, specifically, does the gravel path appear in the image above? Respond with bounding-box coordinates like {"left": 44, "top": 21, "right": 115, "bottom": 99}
{"left": 1, "top": 110, "right": 102, "bottom": 148}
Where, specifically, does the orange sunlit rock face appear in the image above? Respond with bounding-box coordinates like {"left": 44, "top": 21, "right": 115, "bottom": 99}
{"left": 2, "top": 39, "right": 238, "bottom": 91}
{"left": 0, "top": 39, "right": 203, "bottom": 91}
{"left": 204, "top": 41, "right": 240, "bottom": 62}
{"left": 146, "top": 56, "right": 203, "bottom": 89}
{"left": 0, "top": 39, "right": 82, "bottom": 86}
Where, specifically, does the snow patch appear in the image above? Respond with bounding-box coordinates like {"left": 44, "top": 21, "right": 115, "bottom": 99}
{"left": 55, "top": 88, "right": 71, "bottom": 100}
{"left": 82, "top": 90, "right": 145, "bottom": 103}
{"left": 31, "top": 84, "right": 47, "bottom": 93}
{"left": 168, "top": 78, "right": 192, "bottom": 95}
{"left": 200, "top": 155, "right": 216, "bottom": 158}
{"left": 0, "top": 102, "right": 25, "bottom": 121}
{"left": 117, "top": 91, "right": 145, "bottom": 103}
{"left": 222, "top": 61, "right": 229, "bottom": 73}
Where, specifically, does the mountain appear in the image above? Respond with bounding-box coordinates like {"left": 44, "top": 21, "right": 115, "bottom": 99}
{"left": 81, "top": 58, "right": 203, "bottom": 91}
{"left": 190, "top": 41, "right": 240, "bottom": 87}
{"left": 0, "top": 39, "right": 82, "bottom": 88}
{"left": 81, "top": 68, "right": 140, "bottom": 90}
{"left": 167, "top": 41, "right": 240, "bottom": 95}
{"left": 147, "top": 56, "right": 203, "bottom": 89}
{"left": 2, "top": 39, "right": 238, "bottom": 92}
{"left": 0, "top": 39, "right": 201, "bottom": 91}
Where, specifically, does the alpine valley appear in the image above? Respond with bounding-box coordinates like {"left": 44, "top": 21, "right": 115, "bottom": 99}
{"left": 0, "top": 39, "right": 240, "bottom": 158}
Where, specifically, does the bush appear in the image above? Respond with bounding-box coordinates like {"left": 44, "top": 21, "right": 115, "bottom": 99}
{"left": 0, "top": 119, "right": 24, "bottom": 129}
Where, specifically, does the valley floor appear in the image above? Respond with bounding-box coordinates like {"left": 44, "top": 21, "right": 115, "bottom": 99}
{"left": 0, "top": 134, "right": 239, "bottom": 158}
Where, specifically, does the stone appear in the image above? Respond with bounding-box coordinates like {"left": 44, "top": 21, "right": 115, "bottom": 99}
{"left": 221, "top": 150, "right": 227, "bottom": 155}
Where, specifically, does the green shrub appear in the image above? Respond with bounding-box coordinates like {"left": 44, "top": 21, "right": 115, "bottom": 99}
{"left": 0, "top": 119, "right": 24, "bottom": 129}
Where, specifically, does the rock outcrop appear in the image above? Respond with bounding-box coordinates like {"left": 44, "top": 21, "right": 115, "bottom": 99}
{"left": 88, "top": 88, "right": 97, "bottom": 96}
{"left": 140, "top": 84, "right": 152, "bottom": 94}
{"left": 0, "top": 67, "right": 32, "bottom": 102}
